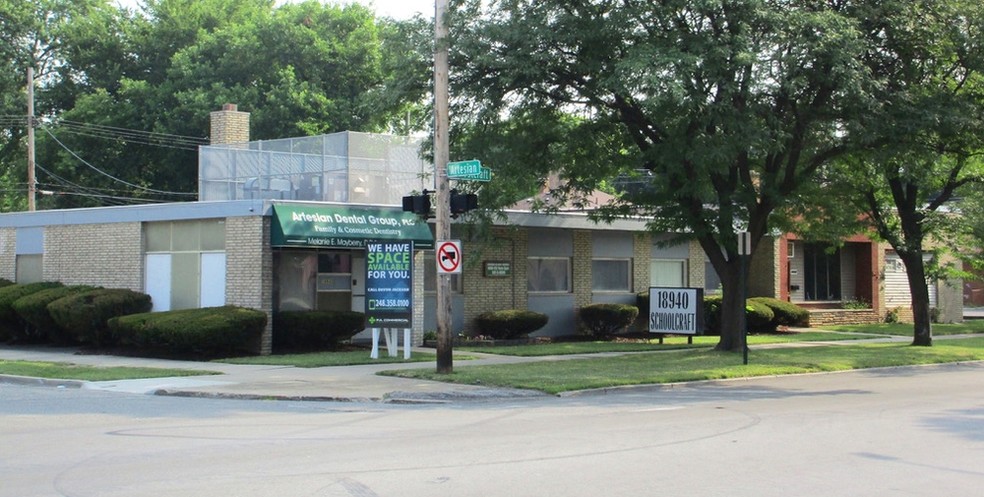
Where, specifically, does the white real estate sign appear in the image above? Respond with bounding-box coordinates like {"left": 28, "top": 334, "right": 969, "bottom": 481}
{"left": 648, "top": 287, "right": 704, "bottom": 335}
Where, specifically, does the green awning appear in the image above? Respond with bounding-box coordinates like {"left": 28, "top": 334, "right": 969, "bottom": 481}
{"left": 271, "top": 204, "right": 433, "bottom": 249}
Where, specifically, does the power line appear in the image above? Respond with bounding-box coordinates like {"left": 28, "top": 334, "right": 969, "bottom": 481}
{"left": 52, "top": 119, "right": 207, "bottom": 151}
{"left": 40, "top": 126, "right": 198, "bottom": 197}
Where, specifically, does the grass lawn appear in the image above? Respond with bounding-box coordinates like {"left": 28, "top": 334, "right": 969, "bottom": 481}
{"left": 217, "top": 349, "right": 440, "bottom": 367}
{"left": 0, "top": 360, "right": 218, "bottom": 382}
{"left": 456, "top": 330, "right": 868, "bottom": 357}
{"left": 819, "top": 320, "right": 984, "bottom": 336}
{"left": 381, "top": 337, "right": 984, "bottom": 395}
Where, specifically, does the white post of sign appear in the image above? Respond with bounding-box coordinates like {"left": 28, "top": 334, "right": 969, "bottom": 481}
{"left": 370, "top": 328, "right": 381, "bottom": 359}
{"left": 404, "top": 328, "right": 411, "bottom": 359}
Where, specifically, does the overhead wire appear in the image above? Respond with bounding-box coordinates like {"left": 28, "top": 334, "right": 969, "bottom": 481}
{"left": 40, "top": 126, "right": 198, "bottom": 198}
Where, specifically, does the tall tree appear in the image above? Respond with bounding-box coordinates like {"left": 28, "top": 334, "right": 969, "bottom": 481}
{"left": 829, "top": 0, "right": 984, "bottom": 345}
{"left": 449, "top": 0, "right": 876, "bottom": 351}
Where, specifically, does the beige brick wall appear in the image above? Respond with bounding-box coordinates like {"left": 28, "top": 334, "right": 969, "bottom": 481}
{"left": 0, "top": 228, "right": 15, "bottom": 281}
{"left": 225, "top": 216, "right": 274, "bottom": 354}
{"left": 748, "top": 236, "right": 780, "bottom": 297}
{"left": 633, "top": 233, "right": 651, "bottom": 292}
{"left": 43, "top": 223, "right": 143, "bottom": 289}
{"left": 573, "top": 230, "right": 592, "bottom": 310}
{"left": 462, "top": 227, "right": 528, "bottom": 334}
{"left": 209, "top": 105, "right": 250, "bottom": 145}
{"left": 688, "top": 239, "right": 705, "bottom": 290}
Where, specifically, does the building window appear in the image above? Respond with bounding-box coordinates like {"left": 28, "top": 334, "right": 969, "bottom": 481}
{"left": 592, "top": 258, "right": 631, "bottom": 292}
{"left": 15, "top": 254, "right": 43, "bottom": 284}
{"left": 144, "top": 219, "right": 226, "bottom": 311}
{"left": 704, "top": 260, "right": 722, "bottom": 294}
{"left": 804, "top": 243, "right": 841, "bottom": 301}
{"left": 651, "top": 259, "right": 687, "bottom": 287}
{"left": 423, "top": 251, "right": 462, "bottom": 293}
{"left": 528, "top": 257, "right": 572, "bottom": 292}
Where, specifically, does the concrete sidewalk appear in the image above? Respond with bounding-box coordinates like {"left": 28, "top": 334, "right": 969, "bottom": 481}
{"left": 0, "top": 345, "right": 551, "bottom": 403}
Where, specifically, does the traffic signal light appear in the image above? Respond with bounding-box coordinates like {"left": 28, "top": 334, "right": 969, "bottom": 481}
{"left": 402, "top": 189, "right": 431, "bottom": 216}
{"left": 450, "top": 189, "right": 478, "bottom": 216}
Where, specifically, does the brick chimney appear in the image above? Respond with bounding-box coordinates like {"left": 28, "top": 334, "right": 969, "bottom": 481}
{"left": 209, "top": 103, "right": 250, "bottom": 145}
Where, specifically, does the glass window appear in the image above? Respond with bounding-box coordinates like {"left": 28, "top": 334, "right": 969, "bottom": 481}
{"left": 200, "top": 220, "right": 226, "bottom": 251}
{"left": 651, "top": 260, "right": 687, "bottom": 287}
{"left": 528, "top": 257, "right": 571, "bottom": 292}
{"left": 704, "top": 261, "right": 722, "bottom": 294}
{"left": 15, "top": 254, "right": 43, "bottom": 284}
{"left": 592, "top": 259, "right": 631, "bottom": 291}
{"left": 145, "top": 223, "right": 171, "bottom": 252}
{"left": 171, "top": 221, "right": 201, "bottom": 252}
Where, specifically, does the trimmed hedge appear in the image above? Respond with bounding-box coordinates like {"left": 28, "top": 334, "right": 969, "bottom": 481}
{"left": 0, "top": 282, "right": 64, "bottom": 342}
{"left": 474, "top": 310, "right": 549, "bottom": 340}
{"left": 111, "top": 306, "right": 267, "bottom": 358}
{"left": 273, "top": 310, "right": 366, "bottom": 351}
{"left": 11, "top": 285, "right": 98, "bottom": 343}
{"left": 48, "top": 288, "right": 152, "bottom": 347}
{"left": 749, "top": 297, "right": 810, "bottom": 328}
{"left": 579, "top": 303, "right": 639, "bottom": 337}
{"left": 703, "top": 295, "right": 776, "bottom": 335}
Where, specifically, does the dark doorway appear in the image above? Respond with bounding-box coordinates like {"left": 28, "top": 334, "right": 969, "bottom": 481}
{"left": 804, "top": 244, "right": 841, "bottom": 301}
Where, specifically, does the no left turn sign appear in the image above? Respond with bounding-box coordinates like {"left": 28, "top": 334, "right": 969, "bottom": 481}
{"left": 437, "top": 240, "right": 462, "bottom": 274}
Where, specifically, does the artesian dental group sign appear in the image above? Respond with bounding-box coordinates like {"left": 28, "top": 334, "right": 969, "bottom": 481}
{"left": 365, "top": 241, "right": 413, "bottom": 328}
{"left": 271, "top": 204, "right": 434, "bottom": 249}
{"left": 648, "top": 287, "right": 704, "bottom": 335}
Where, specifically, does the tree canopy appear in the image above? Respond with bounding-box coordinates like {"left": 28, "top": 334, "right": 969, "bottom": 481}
{"left": 449, "top": 0, "right": 893, "bottom": 350}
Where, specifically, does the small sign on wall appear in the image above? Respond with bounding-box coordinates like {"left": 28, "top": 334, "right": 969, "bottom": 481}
{"left": 483, "top": 261, "right": 511, "bottom": 278}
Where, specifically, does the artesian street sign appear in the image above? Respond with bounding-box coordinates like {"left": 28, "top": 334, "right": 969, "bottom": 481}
{"left": 447, "top": 160, "right": 482, "bottom": 177}
{"left": 447, "top": 160, "right": 492, "bottom": 182}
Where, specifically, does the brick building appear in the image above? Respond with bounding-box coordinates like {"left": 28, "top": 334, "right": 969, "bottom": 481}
{"left": 0, "top": 105, "right": 962, "bottom": 354}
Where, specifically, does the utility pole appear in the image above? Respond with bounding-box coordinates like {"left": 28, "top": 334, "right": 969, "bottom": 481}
{"left": 433, "top": 0, "right": 453, "bottom": 373}
{"left": 26, "top": 67, "right": 36, "bottom": 211}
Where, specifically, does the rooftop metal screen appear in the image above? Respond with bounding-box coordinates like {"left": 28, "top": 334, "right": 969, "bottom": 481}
{"left": 198, "top": 132, "right": 433, "bottom": 205}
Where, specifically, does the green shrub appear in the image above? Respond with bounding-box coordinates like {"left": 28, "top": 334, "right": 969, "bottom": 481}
{"left": 703, "top": 295, "right": 724, "bottom": 336}
{"left": 474, "top": 310, "right": 549, "bottom": 340}
{"left": 111, "top": 306, "right": 267, "bottom": 358}
{"left": 702, "top": 295, "right": 781, "bottom": 334}
{"left": 273, "top": 310, "right": 366, "bottom": 351}
{"left": 636, "top": 291, "right": 651, "bottom": 316}
{"left": 0, "top": 282, "right": 64, "bottom": 342}
{"left": 745, "top": 299, "right": 776, "bottom": 332}
{"left": 48, "top": 288, "right": 152, "bottom": 347}
{"left": 12, "top": 285, "right": 98, "bottom": 343}
{"left": 749, "top": 297, "right": 810, "bottom": 328}
{"left": 579, "top": 303, "right": 639, "bottom": 337}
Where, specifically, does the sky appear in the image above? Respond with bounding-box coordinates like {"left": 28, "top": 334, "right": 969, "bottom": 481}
{"left": 114, "top": 0, "right": 433, "bottom": 20}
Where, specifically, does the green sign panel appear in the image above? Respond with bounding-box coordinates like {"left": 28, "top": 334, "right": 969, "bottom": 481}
{"left": 448, "top": 160, "right": 492, "bottom": 182}
{"left": 447, "top": 160, "right": 482, "bottom": 177}
{"left": 483, "top": 261, "right": 511, "bottom": 278}
{"left": 271, "top": 204, "right": 434, "bottom": 249}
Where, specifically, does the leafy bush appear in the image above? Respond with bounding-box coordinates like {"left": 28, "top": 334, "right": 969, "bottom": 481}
{"left": 474, "top": 310, "right": 549, "bottom": 340}
{"left": 703, "top": 295, "right": 783, "bottom": 334}
{"left": 11, "top": 285, "right": 97, "bottom": 343}
{"left": 703, "top": 295, "right": 724, "bottom": 335}
{"left": 0, "top": 282, "right": 64, "bottom": 342}
{"left": 745, "top": 299, "right": 776, "bottom": 331}
{"left": 48, "top": 288, "right": 152, "bottom": 347}
{"left": 579, "top": 303, "right": 639, "bottom": 337}
{"left": 111, "top": 306, "right": 267, "bottom": 359}
{"left": 636, "top": 291, "right": 651, "bottom": 316}
{"left": 273, "top": 310, "right": 366, "bottom": 351}
{"left": 749, "top": 297, "right": 809, "bottom": 328}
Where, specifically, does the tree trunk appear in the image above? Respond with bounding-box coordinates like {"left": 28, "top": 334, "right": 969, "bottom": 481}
{"left": 899, "top": 252, "right": 933, "bottom": 346}
{"left": 714, "top": 259, "right": 745, "bottom": 352}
